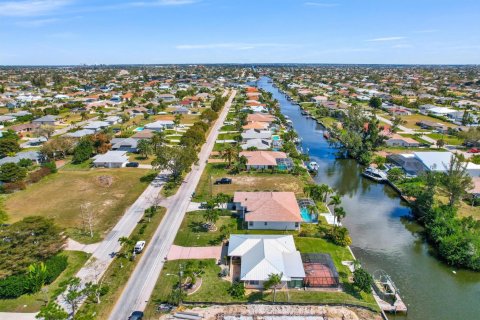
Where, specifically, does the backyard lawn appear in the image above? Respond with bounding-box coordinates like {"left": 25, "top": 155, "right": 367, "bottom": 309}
{"left": 4, "top": 168, "right": 153, "bottom": 243}
{"left": 426, "top": 133, "right": 464, "bottom": 145}
{"left": 0, "top": 251, "right": 89, "bottom": 312}
{"left": 194, "top": 163, "right": 308, "bottom": 202}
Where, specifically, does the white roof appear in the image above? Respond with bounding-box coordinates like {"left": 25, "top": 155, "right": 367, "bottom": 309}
{"left": 415, "top": 151, "right": 480, "bottom": 172}
{"left": 144, "top": 120, "right": 174, "bottom": 129}
{"left": 93, "top": 151, "right": 128, "bottom": 163}
{"left": 428, "top": 107, "right": 456, "bottom": 114}
{"left": 228, "top": 235, "right": 305, "bottom": 281}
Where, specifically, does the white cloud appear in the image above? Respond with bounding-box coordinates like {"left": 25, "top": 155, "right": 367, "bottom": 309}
{"left": 367, "top": 36, "right": 406, "bottom": 42}
{"left": 392, "top": 44, "right": 413, "bottom": 48}
{"left": 0, "top": 0, "right": 72, "bottom": 17}
{"left": 127, "top": 0, "right": 198, "bottom": 7}
{"left": 176, "top": 43, "right": 296, "bottom": 50}
{"left": 304, "top": 2, "right": 339, "bottom": 7}
{"left": 15, "top": 17, "right": 60, "bottom": 26}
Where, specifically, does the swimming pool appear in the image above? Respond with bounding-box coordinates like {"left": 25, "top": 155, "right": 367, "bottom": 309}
{"left": 272, "top": 135, "right": 280, "bottom": 141}
{"left": 134, "top": 127, "right": 144, "bottom": 132}
{"left": 300, "top": 207, "right": 318, "bottom": 223}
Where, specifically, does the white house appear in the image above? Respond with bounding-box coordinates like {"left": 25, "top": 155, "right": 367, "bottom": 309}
{"left": 83, "top": 121, "right": 110, "bottom": 132}
{"left": 227, "top": 234, "right": 305, "bottom": 289}
{"left": 144, "top": 120, "right": 175, "bottom": 131}
{"left": 385, "top": 134, "right": 420, "bottom": 148}
{"left": 92, "top": 151, "right": 129, "bottom": 168}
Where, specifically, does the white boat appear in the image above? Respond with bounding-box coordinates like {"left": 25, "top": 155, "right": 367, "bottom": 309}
{"left": 307, "top": 161, "right": 319, "bottom": 171}
{"left": 362, "top": 167, "right": 388, "bottom": 182}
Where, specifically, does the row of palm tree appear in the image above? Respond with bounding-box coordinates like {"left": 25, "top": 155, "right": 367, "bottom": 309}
{"left": 303, "top": 183, "right": 347, "bottom": 228}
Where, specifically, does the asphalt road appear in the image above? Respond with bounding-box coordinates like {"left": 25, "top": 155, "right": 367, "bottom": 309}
{"left": 108, "top": 90, "right": 236, "bottom": 319}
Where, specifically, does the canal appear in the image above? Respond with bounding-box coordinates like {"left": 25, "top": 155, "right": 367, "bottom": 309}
{"left": 256, "top": 76, "right": 480, "bottom": 320}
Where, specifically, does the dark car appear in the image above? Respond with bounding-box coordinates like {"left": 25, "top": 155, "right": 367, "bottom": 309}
{"left": 128, "top": 311, "right": 144, "bottom": 320}
{"left": 214, "top": 178, "right": 232, "bottom": 185}
{"left": 126, "top": 162, "right": 139, "bottom": 168}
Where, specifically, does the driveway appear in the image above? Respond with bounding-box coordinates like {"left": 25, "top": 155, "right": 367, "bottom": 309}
{"left": 167, "top": 245, "right": 222, "bottom": 260}
{"left": 108, "top": 90, "right": 237, "bottom": 319}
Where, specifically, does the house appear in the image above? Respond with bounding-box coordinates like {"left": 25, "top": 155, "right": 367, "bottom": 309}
{"left": 385, "top": 134, "right": 420, "bottom": 147}
{"left": 242, "top": 121, "right": 269, "bottom": 130}
{"left": 83, "top": 121, "right": 110, "bottom": 132}
{"left": 10, "top": 123, "right": 40, "bottom": 134}
{"left": 240, "top": 151, "right": 292, "bottom": 170}
{"left": 233, "top": 192, "right": 303, "bottom": 230}
{"left": 111, "top": 137, "right": 139, "bottom": 153}
{"left": 105, "top": 116, "right": 121, "bottom": 125}
{"left": 311, "top": 96, "right": 328, "bottom": 104}
{"left": 415, "top": 120, "right": 448, "bottom": 133}
{"left": 414, "top": 151, "right": 480, "bottom": 177}
{"left": 144, "top": 120, "right": 175, "bottom": 131}
{"left": 131, "top": 129, "right": 154, "bottom": 140}
{"left": 241, "top": 129, "right": 272, "bottom": 141}
{"left": 32, "top": 115, "right": 58, "bottom": 126}
{"left": 246, "top": 113, "right": 276, "bottom": 124}
{"left": 171, "top": 106, "right": 190, "bottom": 115}
{"left": 227, "top": 234, "right": 305, "bottom": 289}
{"left": 92, "top": 151, "right": 129, "bottom": 168}
{"left": 241, "top": 139, "right": 271, "bottom": 150}
{"left": 158, "top": 94, "right": 176, "bottom": 102}
{"left": 0, "top": 115, "right": 16, "bottom": 123}
{"left": 66, "top": 129, "right": 95, "bottom": 138}
{"left": 0, "top": 151, "right": 42, "bottom": 165}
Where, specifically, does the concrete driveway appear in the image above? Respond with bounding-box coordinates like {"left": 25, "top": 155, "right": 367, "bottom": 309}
{"left": 167, "top": 245, "right": 222, "bottom": 260}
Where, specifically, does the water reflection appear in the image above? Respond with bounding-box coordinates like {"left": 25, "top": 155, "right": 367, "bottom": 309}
{"left": 257, "top": 76, "right": 480, "bottom": 320}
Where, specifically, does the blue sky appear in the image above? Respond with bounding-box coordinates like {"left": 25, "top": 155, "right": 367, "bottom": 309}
{"left": 0, "top": 0, "right": 479, "bottom": 65}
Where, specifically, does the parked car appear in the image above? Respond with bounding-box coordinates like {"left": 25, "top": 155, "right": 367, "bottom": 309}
{"left": 134, "top": 241, "right": 146, "bottom": 254}
{"left": 126, "top": 162, "right": 139, "bottom": 167}
{"left": 199, "top": 202, "right": 208, "bottom": 209}
{"left": 468, "top": 148, "right": 480, "bottom": 153}
{"left": 128, "top": 311, "right": 144, "bottom": 320}
{"left": 214, "top": 177, "right": 232, "bottom": 185}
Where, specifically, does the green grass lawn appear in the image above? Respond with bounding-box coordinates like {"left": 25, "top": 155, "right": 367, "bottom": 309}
{"left": 0, "top": 251, "right": 90, "bottom": 312}
{"left": 400, "top": 114, "right": 456, "bottom": 129}
{"left": 4, "top": 168, "right": 153, "bottom": 243}
{"left": 194, "top": 163, "right": 308, "bottom": 202}
{"left": 426, "top": 133, "right": 464, "bottom": 145}
{"left": 61, "top": 159, "right": 93, "bottom": 171}
{"left": 220, "top": 124, "right": 236, "bottom": 131}
{"left": 78, "top": 207, "right": 166, "bottom": 320}
{"left": 174, "top": 211, "right": 299, "bottom": 247}
{"left": 217, "top": 133, "right": 240, "bottom": 140}
{"left": 398, "top": 133, "right": 432, "bottom": 145}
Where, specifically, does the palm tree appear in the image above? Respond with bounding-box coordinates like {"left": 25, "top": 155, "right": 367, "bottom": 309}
{"left": 151, "top": 131, "right": 166, "bottom": 153}
{"left": 220, "top": 144, "right": 238, "bottom": 168}
{"left": 328, "top": 193, "right": 342, "bottom": 209}
{"left": 174, "top": 114, "right": 183, "bottom": 133}
{"left": 203, "top": 209, "right": 220, "bottom": 231}
{"left": 264, "top": 273, "right": 283, "bottom": 302}
{"left": 333, "top": 206, "right": 347, "bottom": 228}
{"left": 137, "top": 139, "right": 153, "bottom": 158}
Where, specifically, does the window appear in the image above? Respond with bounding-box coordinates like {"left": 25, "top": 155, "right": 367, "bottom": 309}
{"left": 264, "top": 222, "right": 268, "bottom": 226}
{"left": 249, "top": 221, "right": 253, "bottom": 226}
{"left": 295, "top": 222, "right": 299, "bottom": 227}
{"left": 249, "top": 280, "right": 259, "bottom": 285}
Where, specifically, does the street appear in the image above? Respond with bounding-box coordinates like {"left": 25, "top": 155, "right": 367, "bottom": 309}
{"left": 108, "top": 90, "right": 236, "bottom": 319}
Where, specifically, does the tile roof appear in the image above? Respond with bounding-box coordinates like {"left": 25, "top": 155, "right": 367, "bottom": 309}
{"left": 234, "top": 192, "right": 302, "bottom": 222}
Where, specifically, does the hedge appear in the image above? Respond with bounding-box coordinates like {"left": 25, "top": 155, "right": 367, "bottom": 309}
{"left": 0, "top": 254, "right": 68, "bottom": 299}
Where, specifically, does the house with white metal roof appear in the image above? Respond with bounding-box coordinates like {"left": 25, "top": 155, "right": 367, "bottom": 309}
{"left": 227, "top": 234, "right": 305, "bottom": 289}
{"left": 92, "top": 151, "right": 128, "bottom": 168}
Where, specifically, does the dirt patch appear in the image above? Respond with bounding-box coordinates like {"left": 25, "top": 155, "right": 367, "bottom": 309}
{"left": 96, "top": 175, "right": 114, "bottom": 187}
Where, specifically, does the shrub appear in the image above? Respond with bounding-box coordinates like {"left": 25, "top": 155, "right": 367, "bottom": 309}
{"left": 42, "top": 161, "right": 58, "bottom": 173}
{"left": 325, "top": 227, "right": 352, "bottom": 247}
{"left": 44, "top": 255, "right": 68, "bottom": 284}
{"left": 227, "top": 281, "right": 245, "bottom": 298}
{"left": 28, "top": 167, "right": 51, "bottom": 183}
{"left": 2, "top": 181, "right": 27, "bottom": 193}
{"left": 18, "top": 158, "right": 33, "bottom": 167}
{"left": 353, "top": 267, "right": 373, "bottom": 293}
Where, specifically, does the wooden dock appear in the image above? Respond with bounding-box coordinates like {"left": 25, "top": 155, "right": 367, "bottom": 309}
{"left": 372, "top": 290, "right": 408, "bottom": 314}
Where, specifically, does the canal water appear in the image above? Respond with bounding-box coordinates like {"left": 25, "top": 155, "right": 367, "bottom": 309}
{"left": 256, "top": 77, "right": 480, "bottom": 320}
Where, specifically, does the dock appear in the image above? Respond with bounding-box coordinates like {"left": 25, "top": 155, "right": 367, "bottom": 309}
{"left": 372, "top": 289, "right": 408, "bottom": 314}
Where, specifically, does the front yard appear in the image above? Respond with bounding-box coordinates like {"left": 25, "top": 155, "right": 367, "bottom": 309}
{"left": 4, "top": 168, "right": 153, "bottom": 243}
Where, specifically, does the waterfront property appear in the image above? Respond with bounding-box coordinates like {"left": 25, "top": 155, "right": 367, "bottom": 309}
{"left": 233, "top": 192, "right": 303, "bottom": 230}
{"left": 240, "top": 150, "right": 292, "bottom": 170}
{"left": 227, "top": 234, "right": 305, "bottom": 289}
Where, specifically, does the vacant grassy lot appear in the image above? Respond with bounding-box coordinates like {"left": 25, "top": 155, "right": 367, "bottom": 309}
{"left": 0, "top": 250, "right": 89, "bottom": 312}
{"left": 5, "top": 168, "right": 152, "bottom": 243}
{"left": 194, "top": 163, "right": 307, "bottom": 202}
{"left": 400, "top": 114, "right": 455, "bottom": 129}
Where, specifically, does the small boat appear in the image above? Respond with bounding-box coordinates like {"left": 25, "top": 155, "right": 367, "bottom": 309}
{"left": 307, "top": 161, "right": 319, "bottom": 171}
{"left": 301, "top": 110, "right": 308, "bottom": 115}
{"left": 323, "top": 131, "right": 330, "bottom": 139}
{"left": 362, "top": 167, "right": 388, "bottom": 182}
